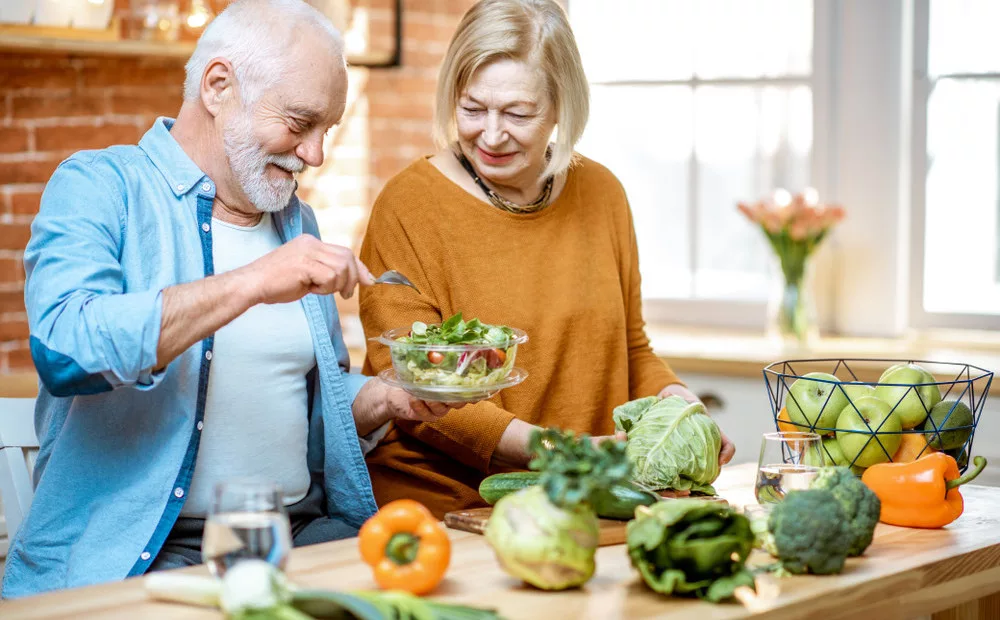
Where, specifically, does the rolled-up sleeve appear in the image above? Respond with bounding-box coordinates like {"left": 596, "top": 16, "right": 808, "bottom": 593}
{"left": 24, "top": 157, "right": 164, "bottom": 397}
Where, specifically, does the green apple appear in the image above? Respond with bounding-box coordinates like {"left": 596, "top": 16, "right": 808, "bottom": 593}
{"left": 945, "top": 445, "right": 970, "bottom": 469}
{"left": 841, "top": 383, "right": 876, "bottom": 402}
{"left": 923, "top": 400, "right": 974, "bottom": 450}
{"left": 874, "top": 363, "right": 941, "bottom": 429}
{"left": 836, "top": 396, "right": 903, "bottom": 468}
{"left": 786, "top": 372, "right": 849, "bottom": 433}
{"left": 821, "top": 436, "right": 866, "bottom": 475}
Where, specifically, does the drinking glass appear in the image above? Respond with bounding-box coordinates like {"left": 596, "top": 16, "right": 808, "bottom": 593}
{"left": 755, "top": 431, "right": 824, "bottom": 504}
{"left": 202, "top": 480, "right": 293, "bottom": 578}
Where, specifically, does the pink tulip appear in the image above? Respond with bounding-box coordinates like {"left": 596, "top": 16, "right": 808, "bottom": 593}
{"left": 737, "top": 202, "right": 757, "bottom": 223}
{"left": 789, "top": 220, "right": 809, "bottom": 241}
{"left": 762, "top": 210, "right": 783, "bottom": 234}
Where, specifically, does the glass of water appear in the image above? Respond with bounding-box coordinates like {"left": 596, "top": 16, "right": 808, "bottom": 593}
{"left": 203, "top": 480, "right": 293, "bottom": 577}
{"left": 755, "top": 431, "right": 825, "bottom": 504}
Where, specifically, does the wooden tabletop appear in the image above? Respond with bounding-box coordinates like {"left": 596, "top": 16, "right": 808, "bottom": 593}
{"left": 4, "top": 463, "right": 1000, "bottom": 619}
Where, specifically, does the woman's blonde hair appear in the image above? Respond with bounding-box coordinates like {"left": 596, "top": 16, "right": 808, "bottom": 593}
{"left": 433, "top": 0, "right": 589, "bottom": 180}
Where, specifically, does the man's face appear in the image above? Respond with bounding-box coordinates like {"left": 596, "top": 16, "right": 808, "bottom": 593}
{"left": 222, "top": 36, "right": 347, "bottom": 213}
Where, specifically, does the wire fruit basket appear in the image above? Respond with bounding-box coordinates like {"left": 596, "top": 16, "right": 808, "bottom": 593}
{"left": 763, "top": 358, "right": 993, "bottom": 474}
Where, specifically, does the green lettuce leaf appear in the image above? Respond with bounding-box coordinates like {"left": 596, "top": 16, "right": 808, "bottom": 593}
{"left": 626, "top": 499, "right": 755, "bottom": 603}
{"left": 613, "top": 395, "right": 722, "bottom": 493}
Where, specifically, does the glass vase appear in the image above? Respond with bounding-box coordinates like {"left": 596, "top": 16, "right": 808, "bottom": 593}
{"left": 767, "top": 256, "right": 818, "bottom": 348}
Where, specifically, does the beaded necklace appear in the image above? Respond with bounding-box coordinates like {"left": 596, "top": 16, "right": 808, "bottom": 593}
{"left": 454, "top": 149, "right": 554, "bottom": 214}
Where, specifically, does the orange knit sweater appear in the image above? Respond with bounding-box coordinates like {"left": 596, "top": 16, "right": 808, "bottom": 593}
{"left": 358, "top": 155, "right": 681, "bottom": 518}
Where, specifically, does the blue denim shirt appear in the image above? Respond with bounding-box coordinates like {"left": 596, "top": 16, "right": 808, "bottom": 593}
{"left": 2, "top": 118, "right": 378, "bottom": 599}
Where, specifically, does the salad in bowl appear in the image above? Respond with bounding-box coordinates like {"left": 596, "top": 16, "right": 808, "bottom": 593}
{"left": 372, "top": 313, "right": 528, "bottom": 402}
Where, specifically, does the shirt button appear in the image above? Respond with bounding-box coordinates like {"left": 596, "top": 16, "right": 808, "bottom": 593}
{"left": 176, "top": 184, "right": 185, "bottom": 191}
{"left": 197, "top": 420, "right": 204, "bottom": 431}
{"left": 205, "top": 350, "right": 213, "bottom": 361}
{"left": 201, "top": 182, "right": 212, "bottom": 192}
{"left": 140, "top": 551, "right": 151, "bottom": 561}
{"left": 201, "top": 222, "right": 210, "bottom": 233}
{"left": 174, "top": 487, "right": 185, "bottom": 498}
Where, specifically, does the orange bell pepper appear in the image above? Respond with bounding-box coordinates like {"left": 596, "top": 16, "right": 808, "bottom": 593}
{"left": 358, "top": 499, "right": 451, "bottom": 595}
{"left": 861, "top": 452, "right": 987, "bottom": 528}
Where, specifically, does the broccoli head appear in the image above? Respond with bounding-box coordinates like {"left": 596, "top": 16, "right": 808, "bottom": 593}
{"left": 810, "top": 466, "right": 881, "bottom": 557}
{"left": 768, "top": 489, "right": 850, "bottom": 575}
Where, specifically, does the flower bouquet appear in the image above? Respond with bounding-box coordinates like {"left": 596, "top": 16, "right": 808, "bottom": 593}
{"left": 737, "top": 188, "right": 845, "bottom": 344}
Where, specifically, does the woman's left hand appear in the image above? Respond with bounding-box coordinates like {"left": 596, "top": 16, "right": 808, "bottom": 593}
{"left": 658, "top": 384, "right": 735, "bottom": 467}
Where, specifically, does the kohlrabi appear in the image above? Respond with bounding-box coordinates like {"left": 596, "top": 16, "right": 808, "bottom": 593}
{"left": 484, "top": 428, "right": 632, "bottom": 591}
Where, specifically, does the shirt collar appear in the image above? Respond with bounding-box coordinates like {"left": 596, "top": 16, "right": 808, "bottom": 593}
{"left": 139, "top": 117, "right": 213, "bottom": 197}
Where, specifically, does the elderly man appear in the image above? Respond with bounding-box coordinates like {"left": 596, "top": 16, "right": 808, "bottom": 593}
{"left": 2, "top": 0, "right": 448, "bottom": 599}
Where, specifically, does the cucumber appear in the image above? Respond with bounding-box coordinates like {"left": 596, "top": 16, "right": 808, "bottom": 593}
{"left": 479, "top": 472, "right": 542, "bottom": 504}
{"left": 478, "top": 472, "right": 659, "bottom": 520}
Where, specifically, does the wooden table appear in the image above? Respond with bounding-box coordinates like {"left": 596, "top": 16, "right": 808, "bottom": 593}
{"left": 3, "top": 463, "right": 1000, "bottom": 620}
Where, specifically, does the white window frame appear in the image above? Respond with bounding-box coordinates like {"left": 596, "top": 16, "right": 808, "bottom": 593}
{"left": 908, "top": 0, "right": 1000, "bottom": 331}
{"left": 595, "top": 2, "right": 837, "bottom": 331}
{"left": 577, "top": 0, "right": 998, "bottom": 337}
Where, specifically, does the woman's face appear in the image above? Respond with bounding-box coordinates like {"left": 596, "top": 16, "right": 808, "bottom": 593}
{"left": 455, "top": 58, "right": 557, "bottom": 191}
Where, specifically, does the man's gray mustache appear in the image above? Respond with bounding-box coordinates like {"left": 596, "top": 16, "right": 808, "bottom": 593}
{"left": 267, "top": 154, "right": 306, "bottom": 174}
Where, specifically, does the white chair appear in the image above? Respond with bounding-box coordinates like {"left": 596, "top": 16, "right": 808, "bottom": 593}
{"left": 0, "top": 398, "right": 37, "bottom": 558}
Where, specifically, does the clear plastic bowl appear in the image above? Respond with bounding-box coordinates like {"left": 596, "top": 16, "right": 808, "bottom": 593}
{"left": 372, "top": 326, "right": 528, "bottom": 390}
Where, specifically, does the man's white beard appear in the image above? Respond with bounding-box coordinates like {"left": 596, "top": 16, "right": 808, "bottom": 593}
{"left": 223, "top": 111, "right": 305, "bottom": 213}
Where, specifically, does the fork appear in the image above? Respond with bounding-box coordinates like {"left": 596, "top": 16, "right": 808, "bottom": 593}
{"left": 373, "top": 269, "right": 421, "bottom": 294}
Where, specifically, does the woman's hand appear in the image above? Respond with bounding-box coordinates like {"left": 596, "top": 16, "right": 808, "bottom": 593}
{"left": 590, "top": 431, "right": 627, "bottom": 448}
{"left": 657, "top": 384, "right": 736, "bottom": 467}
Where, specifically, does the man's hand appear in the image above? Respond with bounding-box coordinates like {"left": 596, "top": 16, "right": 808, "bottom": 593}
{"left": 658, "top": 383, "right": 736, "bottom": 467}
{"left": 352, "top": 378, "right": 464, "bottom": 437}
{"left": 156, "top": 235, "right": 374, "bottom": 370}
{"left": 236, "top": 234, "right": 375, "bottom": 305}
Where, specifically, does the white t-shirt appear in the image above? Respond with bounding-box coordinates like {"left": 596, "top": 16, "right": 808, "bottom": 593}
{"left": 180, "top": 214, "right": 315, "bottom": 517}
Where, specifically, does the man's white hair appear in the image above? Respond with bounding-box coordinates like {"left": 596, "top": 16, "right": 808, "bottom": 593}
{"left": 183, "top": 0, "right": 345, "bottom": 105}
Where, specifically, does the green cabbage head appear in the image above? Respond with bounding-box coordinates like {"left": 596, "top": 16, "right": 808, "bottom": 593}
{"left": 613, "top": 395, "right": 722, "bottom": 494}
{"left": 483, "top": 486, "right": 599, "bottom": 590}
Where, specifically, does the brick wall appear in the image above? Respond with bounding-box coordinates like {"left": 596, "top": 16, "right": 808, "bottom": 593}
{"left": 0, "top": 0, "right": 475, "bottom": 375}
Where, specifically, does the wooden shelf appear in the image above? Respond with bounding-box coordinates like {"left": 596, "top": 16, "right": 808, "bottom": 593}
{"left": 0, "top": 19, "right": 195, "bottom": 59}
{"left": 0, "top": 33, "right": 195, "bottom": 59}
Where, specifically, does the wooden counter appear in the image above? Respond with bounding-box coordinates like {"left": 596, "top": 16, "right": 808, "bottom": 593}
{"left": 4, "top": 463, "right": 1000, "bottom": 619}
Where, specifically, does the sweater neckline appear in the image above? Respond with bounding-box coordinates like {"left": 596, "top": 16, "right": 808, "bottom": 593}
{"left": 414, "top": 156, "right": 576, "bottom": 222}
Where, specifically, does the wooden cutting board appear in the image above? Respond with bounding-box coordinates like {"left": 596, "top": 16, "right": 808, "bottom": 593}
{"left": 444, "top": 495, "right": 729, "bottom": 547}
{"left": 444, "top": 507, "right": 629, "bottom": 546}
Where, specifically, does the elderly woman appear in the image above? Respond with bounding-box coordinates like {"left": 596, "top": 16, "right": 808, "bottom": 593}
{"left": 359, "top": 0, "right": 734, "bottom": 517}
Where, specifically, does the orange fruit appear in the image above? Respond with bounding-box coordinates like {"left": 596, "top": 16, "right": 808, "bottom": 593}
{"left": 777, "top": 405, "right": 834, "bottom": 436}
{"left": 892, "top": 432, "right": 938, "bottom": 463}
{"left": 777, "top": 407, "right": 798, "bottom": 432}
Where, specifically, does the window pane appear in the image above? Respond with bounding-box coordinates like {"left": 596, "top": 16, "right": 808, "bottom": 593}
{"left": 928, "top": 0, "right": 1000, "bottom": 77}
{"left": 576, "top": 85, "right": 693, "bottom": 299}
{"left": 570, "top": 0, "right": 695, "bottom": 82}
{"left": 694, "top": 86, "right": 812, "bottom": 300}
{"left": 923, "top": 79, "right": 1000, "bottom": 315}
{"left": 569, "top": 0, "right": 811, "bottom": 82}
{"left": 570, "top": 0, "right": 814, "bottom": 308}
{"left": 694, "top": 0, "right": 812, "bottom": 79}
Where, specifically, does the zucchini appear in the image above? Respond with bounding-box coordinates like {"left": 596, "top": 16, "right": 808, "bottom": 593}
{"left": 479, "top": 472, "right": 660, "bottom": 520}
{"left": 590, "top": 482, "right": 660, "bottom": 520}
